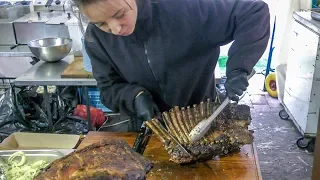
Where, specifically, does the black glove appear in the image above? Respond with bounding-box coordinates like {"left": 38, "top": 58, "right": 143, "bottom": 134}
{"left": 224, "top": 69, "right": 249, "bottom": 102}
{"left": 134, "top": 92, "right": 159, "bottom": 122}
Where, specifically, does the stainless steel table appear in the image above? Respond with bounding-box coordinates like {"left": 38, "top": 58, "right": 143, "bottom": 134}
{"left": 12, "top": 54, "right": 222, "bottom": 86}
{"left": 14, "top": 55, "right": 97, "bottom": 86}
{"left": 0, "top": 45, "right": 33, "bottom": 57}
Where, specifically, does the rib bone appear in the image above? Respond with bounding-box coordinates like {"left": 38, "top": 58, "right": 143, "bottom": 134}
{"left": 174, "top": 106, "right": 190, "bottom": 143}
{"left": 145, "top": 120, "right": 168, "bottom": 145}
{"left": 162, "top": 112, "right": 182, "bottom": 144}
{"left": 170, "top": 110, "right": 188, "bottom": 144}
{"left": 187, "top": 106, "right": 196, "bottom": 128}
{"left": 181, "top": 107, "right": 192, "bottom": 133}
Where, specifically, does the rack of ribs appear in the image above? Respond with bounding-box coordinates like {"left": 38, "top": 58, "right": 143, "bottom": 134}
{"left": 145, "top": 98, "right": 253, "bottom": 165}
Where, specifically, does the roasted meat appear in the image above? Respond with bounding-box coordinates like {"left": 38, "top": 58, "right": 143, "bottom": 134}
{"left": 35, "top": 139, "right": 153, "bottom": 180}
{"left": 145, "top": 98, "right": 253, "bottom": 164}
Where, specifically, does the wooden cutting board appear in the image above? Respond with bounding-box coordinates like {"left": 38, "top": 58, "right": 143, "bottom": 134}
{"left": 78, "top": 131, "right": 262, "bottom": 180}
{"left": 61, "top": 57, "right": 93, "bottom": 78}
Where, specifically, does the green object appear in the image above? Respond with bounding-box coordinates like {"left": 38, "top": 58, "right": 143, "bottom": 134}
{"left": 218, "top": 55, "right": 268, "bottom": 75}
{"left": 218, "top": 56, "right": 228, "bottom": 74}
{"left": 218, "top": 55, "right": 228, "bottom": 68}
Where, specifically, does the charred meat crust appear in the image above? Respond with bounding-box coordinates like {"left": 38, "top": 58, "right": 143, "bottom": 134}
{"left": 35, "top": 139, "right": 153, "bottom": 180}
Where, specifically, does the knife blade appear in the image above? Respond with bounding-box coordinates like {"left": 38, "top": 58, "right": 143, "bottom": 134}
{"left": 188, "top": 69, "right": 256, "bottom": 142}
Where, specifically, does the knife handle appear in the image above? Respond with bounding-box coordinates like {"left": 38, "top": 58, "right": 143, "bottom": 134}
{"left": 133, "top": 125, "right": 152, "bottom": 154}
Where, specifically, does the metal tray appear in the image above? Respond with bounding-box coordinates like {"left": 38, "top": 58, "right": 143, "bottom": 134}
{"left": 0, "top": 150, "right": 64, "bottom": 165}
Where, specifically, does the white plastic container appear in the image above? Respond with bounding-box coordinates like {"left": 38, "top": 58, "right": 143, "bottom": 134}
{"left": 65, "top": 16, "right": 87, "bottom": 57}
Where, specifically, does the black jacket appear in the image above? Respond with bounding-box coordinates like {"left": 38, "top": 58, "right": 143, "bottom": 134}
{"left": 84, "top": 0, "right": 270, "bottom": 115}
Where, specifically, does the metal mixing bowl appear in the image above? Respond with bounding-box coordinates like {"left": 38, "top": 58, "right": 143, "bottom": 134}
{"left": 28, "top": 37, "right": 73, "bottom": 63}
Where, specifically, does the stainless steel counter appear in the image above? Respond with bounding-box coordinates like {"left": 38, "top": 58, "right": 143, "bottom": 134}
{"left": 14, "top": 54, "right": 222, "bottom": 86}
{"left": 13, "top": 54, "right": 222, "bottom": 131}
{"left": 293, "top": 11, "right": 320, "bottom": 36}
{"left": 0, "top": 45, "right": 33, "bottom": 57}
{"left": 14, "top": 55, "right": 97, "bottom": 86}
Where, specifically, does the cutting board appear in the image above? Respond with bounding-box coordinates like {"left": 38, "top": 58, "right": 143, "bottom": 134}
{"left": 61, "top": 57, "right": 93, "bottom": 78}
{"left": 78, "top": 132, "right": 262, "bottom": 180}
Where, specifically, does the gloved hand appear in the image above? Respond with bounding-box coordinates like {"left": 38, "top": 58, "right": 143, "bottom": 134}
{"left": 224, "top": 69, "right": 249, "bottom": 102}
{"left": 134, "top": 92, "right": 159, "bottom": 122}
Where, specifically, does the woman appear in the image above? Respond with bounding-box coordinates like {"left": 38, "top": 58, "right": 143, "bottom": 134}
{"left": 73, "top": 0, "right": 270, "bottom": 131}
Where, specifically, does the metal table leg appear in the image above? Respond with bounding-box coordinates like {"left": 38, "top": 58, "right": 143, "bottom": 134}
{"left": 84, "top": 87, "right": 93, "bottom": 131}
{"left": 44, "top": 85, "right": 53, "bottom": 131}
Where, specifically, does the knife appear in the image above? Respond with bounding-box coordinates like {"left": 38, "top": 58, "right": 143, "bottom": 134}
{"left": 133, "top": 122, "right": 152, "bottom": 155}
{"left": 188, "top": 69, "right": 256, "bottom": 142}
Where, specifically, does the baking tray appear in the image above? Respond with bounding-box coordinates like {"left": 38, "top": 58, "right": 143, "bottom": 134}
{"left": 0, "top": 132, "right": 80, "bottom": 150}
{"left": 0, "top": 150, "right": 64, "bottom": 165}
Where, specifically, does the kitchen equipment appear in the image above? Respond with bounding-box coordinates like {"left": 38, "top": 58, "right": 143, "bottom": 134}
{"left": 65, "top": 15, "right": 88, "bottom": 56}
{"left": 278, "top": 11, "right": 320, "bottom": 151}
{"left": 0, "top": 132, "right": 80, "bottom": 149}
{"left": 28, "top": 37, "right": 72, "bottom": 62}
{"left": 33, "top": 0, "right": 67, "bottom": 11}
{"left": 13, "top": 11, "right": 70, "bottom": 45}
{"left": 0, "top": 1, "right": 32, "bottom": 45}
{"left": 78, "top": 131, "right": 262, "bottom": 180}
{"left": 189, "top": 70, "right": 256, "bottom": 142}
{"left": 0, "top": 1, "right": 34, "bottom": 79}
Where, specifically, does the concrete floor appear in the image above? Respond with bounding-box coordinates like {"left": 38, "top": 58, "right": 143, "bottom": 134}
{"left": 241, "top": 74, "right": 314, "bottom": 180}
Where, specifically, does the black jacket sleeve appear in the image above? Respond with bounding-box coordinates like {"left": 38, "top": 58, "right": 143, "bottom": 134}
{"left": 84, "top": 25, "right": 147, "bottom": 115}
{"left": 205, "top": 0, "right": 270, "bottom": 75}
{"left": 226, "top": 0, "right": 270, "bottom": 75}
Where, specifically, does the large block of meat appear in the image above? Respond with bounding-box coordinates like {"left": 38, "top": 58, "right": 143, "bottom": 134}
{"left": 35, "top": 139, "right": 153, "bottom": 180}
{"left": 145, "top": 98, "right": 253, "bottom": 164}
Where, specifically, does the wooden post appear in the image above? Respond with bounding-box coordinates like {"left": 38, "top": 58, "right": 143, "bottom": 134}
{"left": 311, "top": 110, "right": 320, "bottom": 179}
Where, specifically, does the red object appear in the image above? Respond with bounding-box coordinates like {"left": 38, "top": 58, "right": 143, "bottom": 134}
{"left": 73, "top": 105, "right": 106, "bottom": 129}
